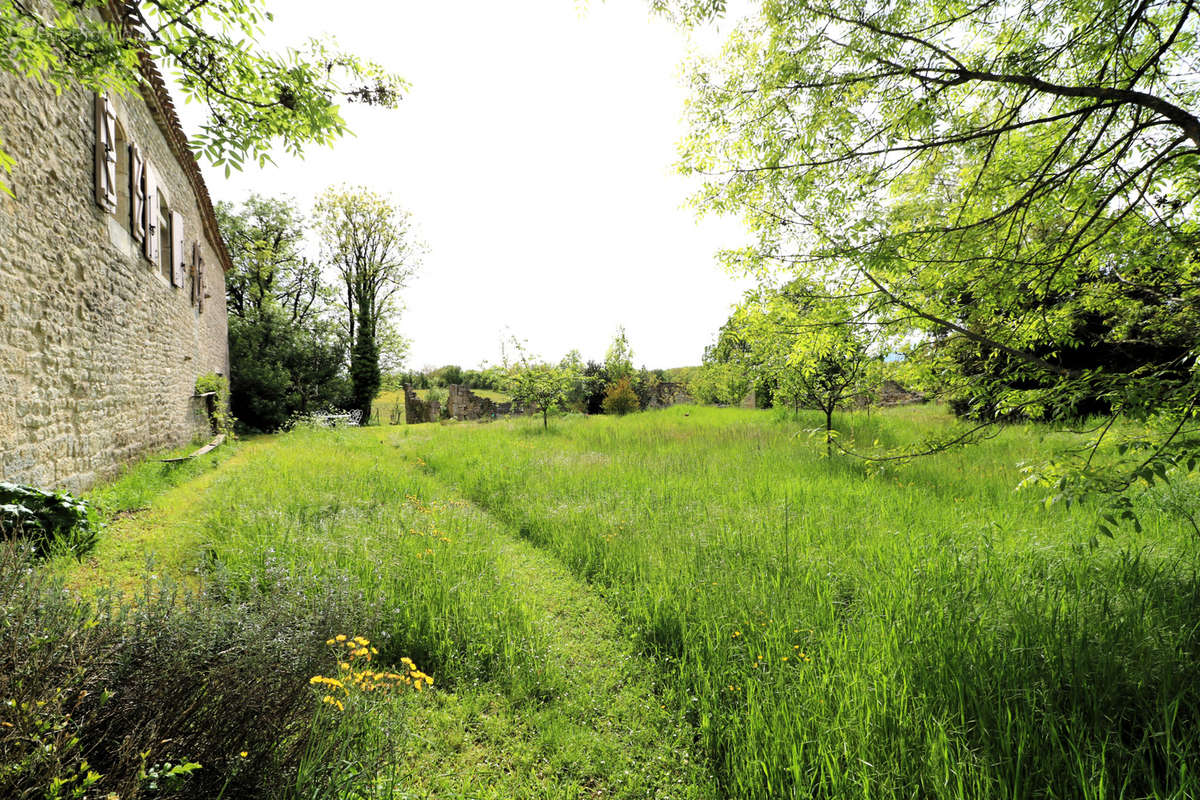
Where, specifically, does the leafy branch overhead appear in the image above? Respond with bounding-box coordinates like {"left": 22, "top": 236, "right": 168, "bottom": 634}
{"left": 675, "top": 0, "right": 1200, "bottom": 516}
{"left": 0, "top": 0, "right": 405, "bottom": 174}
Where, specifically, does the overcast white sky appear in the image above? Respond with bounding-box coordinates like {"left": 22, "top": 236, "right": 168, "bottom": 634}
{"left": 184, "top": 1, "right": 753, "bottom": 370}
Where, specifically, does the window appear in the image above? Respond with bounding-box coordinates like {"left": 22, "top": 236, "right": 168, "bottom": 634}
{"left": 159, "top": 193, "right": 172, "bottom": 281}
{"left": 113, "top": 120, "right": 130, "bottom": 229}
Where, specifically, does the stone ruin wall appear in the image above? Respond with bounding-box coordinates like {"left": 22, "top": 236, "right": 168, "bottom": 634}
{"left": 645, "top": 381, "right": 695, "bottom": 409}
{"left": 404, "top": 384, "right": 530, "bottom": 424}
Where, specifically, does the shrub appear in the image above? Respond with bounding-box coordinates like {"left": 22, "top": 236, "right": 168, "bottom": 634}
{"left": 195, "top": 372, "right": 234, "bottom": 436}
{"left": 601, "top": 377, "right": 640, "bottom": 416}
{"left": 0, "top": 483, "right": 101, "bottom": 558}
{"left": 0, "top": 548, "right": 401, "bottom": 798}
{"left": 228, "top": 311, "right": 351, "bottom": 433}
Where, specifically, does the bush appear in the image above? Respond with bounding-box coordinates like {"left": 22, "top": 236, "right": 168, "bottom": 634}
{"left": 0, "top": 548, "right": 401, "bottom": 798}
{"left": 601, "top": 377, "right": 640, "bottom": 416}
{"left": 195, "top": 372, "right": 234, "bottom": 436}
{"left": 0, "top": 483, "right": 101, "bottom": 559}
{"left": 228, "top": 310, "right": 350, "bottom": 433}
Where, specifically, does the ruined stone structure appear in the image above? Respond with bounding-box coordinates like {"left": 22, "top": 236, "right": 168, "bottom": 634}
{"left": 644, "top": 381, "right": 694, "bottom": 409}
{"left": 0, "top": 9, "right": 231, "bottom": 490}
{"left": 403, "top": 385, "right": 442, "bottom": 425}
{"left": 403, "top": 384, "right": 527, "bottom": 424}
{"left": 875, "top": 380, "right": 928, "bottom": 407}
{"left": 445, "top": 384, "right": 522, "bottom": 420}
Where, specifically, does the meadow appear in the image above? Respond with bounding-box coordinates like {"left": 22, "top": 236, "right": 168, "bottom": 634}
{"left": 37, "top": 405, "right": 1200, "bottom": 798}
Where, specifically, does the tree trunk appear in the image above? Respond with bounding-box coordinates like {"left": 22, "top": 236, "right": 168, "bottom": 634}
{"left": 825, "top": 407, "right": 833, "bottom": 458}
{"left": 542, "top": 407, "right": 548, "bottom": 429}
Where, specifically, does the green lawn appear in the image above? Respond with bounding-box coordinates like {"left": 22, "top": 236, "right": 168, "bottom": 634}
{"left": 55, "top": 404, "right": 1200, "bottom": 798}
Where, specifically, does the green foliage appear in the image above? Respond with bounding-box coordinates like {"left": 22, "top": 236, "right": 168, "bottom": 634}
{"left": 350, "top": 307, "right": 382, "bottom": 425}
{"left": 227, "top": 310, "right": 350, "bottom": 432}
{"left": 604, "top": 326, "right": 636, "bottom": 384}
{"left": 217, "top": 196, "right": 351, "bottom": 432}
{"left": 0, "top": 484, "right": 101, "bottom": 559}
{"left": 194, "top": 372, "right": 234, "bottom": 436}
{"left": 688, "top": 361, "right": 751, "bottom": 405}
{"left": 0, "top": 546, "right": 387, "bottom": 798}
{"left": 0, "top": 0, "right": 405, "bottom": 189}
{"left": 676, "top": 0, "right": 1200, "bottom": 513}
{"left": 501, "top": 341, "right": 587, "bottom": 429}
{"left": 601, "top": 377, "right": 640, "bottom": 416}
{"left": 316, "top": 186, "right": 421, "bottom": 426}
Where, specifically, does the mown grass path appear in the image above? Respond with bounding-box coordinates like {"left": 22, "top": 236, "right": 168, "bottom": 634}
{"left": 395, "top": 479, "right": 714, "bottom": 798}
{"left": 62, "top": 428, "right": 714, "bottom": 799}
{"left": 55, "top": 437, "right": 270, "bottom": 595}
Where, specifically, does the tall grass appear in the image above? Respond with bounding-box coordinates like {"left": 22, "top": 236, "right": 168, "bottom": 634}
{"left": 409, "top": 404, "right": 1200, "bottom": 798}
{"left": 191, "top": 426, "right": 553, "bottom": 702}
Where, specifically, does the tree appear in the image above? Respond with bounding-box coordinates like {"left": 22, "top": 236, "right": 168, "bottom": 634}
{"left": 602, "top": 377, "right": 641, "bottom": 416}
{"left": 216, "top": 195, "right": 348, "bottom": 431}
{"left": 219, "top": 195, "right": 322, "bottom": 326}
{"left": 315, "top": 186, "right": 421, "bottom": 424}
{"left": 502, "top": 342, "right": 585, "bottom": 430}
{"left": 604, "top": 326, "right": 636, "bottom": 384}
{"left": 725, "top": 281, "right": 876, "bottom": 454}
{"left": 0, "top": 0, "right": 404, "bottom": 192}
{"left": 676, "top": 0, "right": 1200, "bottom": 507}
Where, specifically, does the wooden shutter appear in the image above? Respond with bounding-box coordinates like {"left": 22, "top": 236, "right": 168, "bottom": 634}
{"left": 143, "top": 161, "right": 158, "bottom": 263}
{"left": 94, "top": 95, "right": 117, "bottom": 212}
{"left": 171, "top": 211, "right": 185, "bottom": 287}
{"left": 191, "top": 241, "right": 204, "bottom": 309}
{"left": 130, "top": 144, "right": 145, "bottom": 242}
{"left": 197, "top": 246, "right": 206, "bottom": 312}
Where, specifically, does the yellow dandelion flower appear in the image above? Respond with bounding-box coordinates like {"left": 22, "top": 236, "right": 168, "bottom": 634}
{"left": 239, "top": 751, "right": 248, "bottom": 758}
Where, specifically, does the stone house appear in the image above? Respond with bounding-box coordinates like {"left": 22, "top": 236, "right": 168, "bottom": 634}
{"left": 0, "top": 32, "right": 231, "bottom": 490}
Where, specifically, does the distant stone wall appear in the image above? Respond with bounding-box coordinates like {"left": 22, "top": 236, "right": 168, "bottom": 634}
{"left": 401, "top": 384, "right": 527, "bottom": 424}
{"left": 644, "top": 381, "right": 694, "bottom": 409}
{"left": 403, "top": 385, "right": 441, "bottom": 424}
{"left": 876, "top": 380, "right": 927, "bottom": 407}
{"left": 0, "top": 70, "right": 228, "bottom": 490}
{"left": 445, "top": 384, "right": 521, "bottom": 420}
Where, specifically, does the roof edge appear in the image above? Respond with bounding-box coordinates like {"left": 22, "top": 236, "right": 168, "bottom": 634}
{"left": 104, "top": 2, "right": 233, "bottom": 275}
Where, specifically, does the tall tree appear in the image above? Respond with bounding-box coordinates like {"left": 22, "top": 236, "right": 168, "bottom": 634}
{"left": 676, "top": 0, "right": 1200, "bottom": 506}
{"left": 0, "top": 0, "right": 405, "bottom": 191}
{"left": 219, "top": 195, "right": 322, "bottom": 325}
{"left": 216, "top": 195, "right": 348, "bottom": 431}
{"left": 314, "top": 186, "right": 421, "bottom": 424}
{"left": 604, "top": 326, "right": 636, "bottom": 383}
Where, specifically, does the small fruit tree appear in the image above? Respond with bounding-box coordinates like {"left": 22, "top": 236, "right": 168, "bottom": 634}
{"left": 502, "top": 343, "right": 585, "bottom": 430}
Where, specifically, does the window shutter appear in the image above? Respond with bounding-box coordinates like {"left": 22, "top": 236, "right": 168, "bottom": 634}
{"left": 171, "top": 211, "right": 185, "bottom": 287}
{"left": 191, "top": 242, "right": 202, "bottom": 307}
{"left": 130, "top": 144, "right": 145, "bottom": 242}
{"left": 197, "top": 246, "right": 206, "bottom": 313}
{"left": 143, "top": 162, "right": 158, "bottom": 263}
{"left": 94, "top": 95, "right": 117, "bottom": 212}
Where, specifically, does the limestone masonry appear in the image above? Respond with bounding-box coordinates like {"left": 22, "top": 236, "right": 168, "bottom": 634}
{"left": 0, "top": 38, "right": 231, "bottom": 490}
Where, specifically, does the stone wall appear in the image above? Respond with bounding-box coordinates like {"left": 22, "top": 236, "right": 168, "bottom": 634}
{"left": 403, "top": 385, "right": 441, "bottom": 424}
{"left": 0, "top": 72, "right": 229, "bottom": 491}
{"left": 644, "top": 381, "right": 694, "bottom": 409}
{"left": 445, "top": 384, "right": 522, "bottom": 420}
